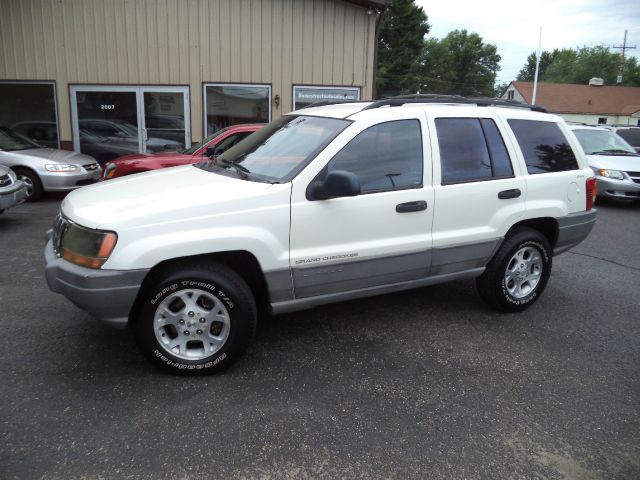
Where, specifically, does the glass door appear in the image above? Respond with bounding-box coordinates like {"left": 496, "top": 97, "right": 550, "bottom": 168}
{"left": 71, "top": 86, "right": 190, "bottom": 165}
{"left": 141, "top": 88, "right": 190, "bottom": 153}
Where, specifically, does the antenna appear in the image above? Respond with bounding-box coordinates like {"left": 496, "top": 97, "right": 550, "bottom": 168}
{"left": 613, "top": 30, "right": 636, "bottom": 84}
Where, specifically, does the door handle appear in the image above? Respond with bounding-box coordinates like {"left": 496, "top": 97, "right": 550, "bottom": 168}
{"left": 498, "top": 189, "right": 521, "bottom": 199}
{"left": 396, "top": 200, "right": 427, "bottom": 213}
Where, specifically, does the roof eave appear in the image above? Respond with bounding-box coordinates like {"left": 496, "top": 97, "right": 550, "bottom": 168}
{"left": 343, "top": 0, "right": 388, "bottom": 9}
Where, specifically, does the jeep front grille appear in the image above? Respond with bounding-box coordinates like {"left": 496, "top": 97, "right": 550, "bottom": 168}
{"left": 52, "top": 213, "right": 69, "bottom": 255}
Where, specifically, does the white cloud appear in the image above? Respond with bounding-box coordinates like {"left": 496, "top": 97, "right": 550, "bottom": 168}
{"left": 414, "top": 0, "right": 640, "bottom": 83}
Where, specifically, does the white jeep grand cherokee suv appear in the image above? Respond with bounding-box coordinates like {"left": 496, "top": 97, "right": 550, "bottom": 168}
{"left": 45, "top": 96, "right": 597, "bottom": 374}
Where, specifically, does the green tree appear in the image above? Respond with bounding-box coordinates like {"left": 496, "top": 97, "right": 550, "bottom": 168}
{"left": 376, "top": 0, "right": 430, "bottom": 98}
{"left": 516, "top": 49, "right": 562, "bottom": 81}
{"left": 420, "top": 30, "right": 501, "bottom": 97}
{"left": 494, "top": 81, "right": 510, "bottom": 97}
{"left": 515, "top": 46, "right": 640, "bottom": 86}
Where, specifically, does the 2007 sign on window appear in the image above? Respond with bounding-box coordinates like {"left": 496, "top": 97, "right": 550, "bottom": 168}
{"left": 100, "top": 104, "right": 115, "bottom": 110}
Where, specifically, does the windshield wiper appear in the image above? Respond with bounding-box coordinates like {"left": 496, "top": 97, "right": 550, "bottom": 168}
{"left": 591, "top": 149, "right": 638, "bottom": 156}
{"left": 216, "top": 157, "right": 251, "bottom": 179}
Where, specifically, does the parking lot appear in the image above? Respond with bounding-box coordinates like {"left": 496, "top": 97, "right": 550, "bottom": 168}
{"left": 1, "top": 195, "right": 639, "bottom": 479}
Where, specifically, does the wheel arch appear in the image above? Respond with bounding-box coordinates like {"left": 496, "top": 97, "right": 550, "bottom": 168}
{"left": 11, "top": 164, "right": 39, "bottom": 177}
{"left": 129, "top": 250, "right": 270, "bottom": 323}
{"left": 506, "top": 217, "right": 558, "bottom": 247}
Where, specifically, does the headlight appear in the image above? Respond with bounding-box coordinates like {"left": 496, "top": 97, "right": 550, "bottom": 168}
{"left": 46, "top": 164, "right": 81, "bottom": 172}
{"left": 60, "top": 222, "right": 117, "bottom": 269}
{"left": 596, "top": 169, "right": 625, "bottom": 180}
{"left": 103, "top": 163, "right": 117, "bottom": 179}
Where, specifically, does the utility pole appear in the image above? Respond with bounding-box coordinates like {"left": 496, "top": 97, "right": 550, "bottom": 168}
{"left": 613, "top": 30, "right": 636, "bottom": 84}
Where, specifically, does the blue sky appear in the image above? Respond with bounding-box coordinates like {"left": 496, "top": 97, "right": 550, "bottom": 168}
{"left": 415, "top": 0, "right": 640, "bottom": 84}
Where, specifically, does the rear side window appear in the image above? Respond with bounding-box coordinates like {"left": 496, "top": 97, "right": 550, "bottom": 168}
{"left": 436, "top": 118, "right": 514, "bottom": 184}
{"left": 508, "top": 119, "right": 579, "bottom": 174}
{"left": 328, "top": 120, "right": 423, "bottom": 193}
{"left": 616, "top": 128, "right": 640, "bottom": 146}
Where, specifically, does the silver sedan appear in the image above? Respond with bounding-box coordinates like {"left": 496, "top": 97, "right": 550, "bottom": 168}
{"left": 0, "top": 127, "right": 102, "bottom": 201}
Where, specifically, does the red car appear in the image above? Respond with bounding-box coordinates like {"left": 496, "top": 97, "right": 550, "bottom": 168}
{"left": 102, "top": 124, "right": 263, "bottom": 179}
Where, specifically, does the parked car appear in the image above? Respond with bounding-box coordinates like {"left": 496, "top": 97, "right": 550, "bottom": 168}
{"left": 0, "top": 126, "right": 102, "bottom": 201}
{"left": 569, "top": 125, "right": 640, "bottom": 201}
{"left": 609, "top": 126, "right": 640, "bottom": 154}
{"left": 102, "top": 124, "right": 263, "bottom": 179}
{"left": 79, "top": 119, "right": 182, "bottom": 156}
{"left": 10, "top": 120, "right": 59, "bottom": 149}
{"left": 145, "top": 114, "right": 186, "bottom": 145}
{"left": 78, "top": 129, "right": 141, "bottom": 166}
{"left": 0, "top": 164, "right": 28, "bottom": 214}
{"left": 45, "top": 97, "right": 596, "bottom": 374}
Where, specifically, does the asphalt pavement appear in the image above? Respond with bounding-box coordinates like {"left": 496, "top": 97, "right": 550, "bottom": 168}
{"left": 1, "top": 194, "right": 639, "bottom": 479}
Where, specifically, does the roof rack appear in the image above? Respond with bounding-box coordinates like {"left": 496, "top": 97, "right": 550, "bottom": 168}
{"left": 299, "top": 100, "right": 370, "bottom": 110}
{"left": 360, "top": 94, "right": 548, "bottom": 113}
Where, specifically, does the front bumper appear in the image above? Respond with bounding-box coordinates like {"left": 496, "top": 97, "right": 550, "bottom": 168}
{"left": 595, "top": 176, "right": 640, "bottom": 200}
{"left": 40, "top": 168, "right": 103, "bottom": 192}
{"left": 0, "top": 181, "right": 28, "bottom": 210}
{"left": 554, "top": 209, "right": 597, "bottom": 255}
{"left": 44, "top": 236, "right": 149, "bottom": 328}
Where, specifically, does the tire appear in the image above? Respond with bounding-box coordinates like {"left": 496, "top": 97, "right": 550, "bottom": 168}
{"left": 131, "top": 261, "right": 257, "bottom": 375}
{"left": 476, "top": 227, "right": 552, "bottom": 313}
{"left": 13, "top": 168, "right": 43, "bottom": 202}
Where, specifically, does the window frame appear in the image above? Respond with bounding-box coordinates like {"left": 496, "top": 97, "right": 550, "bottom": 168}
{"left": 316, "top": 119, "right": 425, "bottom": 196}
{"left": 436, "top": 117, "right": 515, "bottom": 186}
{"left": 0, "top": 80, "right": 60, "bottom": 149}
{"left": 202, "top": 82, "right": 272, "bottom": 136}
{"left": 507, "top": 118, "right": 580, "bottom": 175}
{"left": 292, "top": 85, "right": 361, "bottom": 111}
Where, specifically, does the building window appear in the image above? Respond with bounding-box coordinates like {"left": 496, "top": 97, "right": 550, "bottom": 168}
{"left": 293, "top": 86, "right": 361, "bottom": 110}
{"left": 204, "top": 84, "right": 271, "bottom": 136}
{"left": 598, "top": 117, "right": 607, "bottom": 125}
{"left": 507, "top": 119, "right": 579, "bottom": 174}
{"left": 0, "top": 81, "right": 59, "bottom": 148}
{"left": 507, "top": 90, "right": 514, "bottom": 100}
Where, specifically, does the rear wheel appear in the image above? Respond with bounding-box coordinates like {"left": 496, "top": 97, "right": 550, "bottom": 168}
{"left": 132, "top": 261, "right": 257, "bottom": 375}
{"left": 476, "top": 227, "right": 552, "bottom": 312}
{"left": 13, "top": 168, "right": 43, "bottom": 202}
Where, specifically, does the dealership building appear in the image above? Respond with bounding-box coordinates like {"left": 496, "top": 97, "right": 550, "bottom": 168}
{"left": 0, "top": 0, "right": 385, "bottom": 162}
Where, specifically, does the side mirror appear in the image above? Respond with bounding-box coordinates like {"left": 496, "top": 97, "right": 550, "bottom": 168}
{"left": 307, "top": 170, "right": 361, "bottom": 200}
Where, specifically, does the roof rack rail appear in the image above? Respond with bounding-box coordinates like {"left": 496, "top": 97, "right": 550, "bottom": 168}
{"left": 299, "top": 100, "right": 370, "bottom": 110}
{"left": 360, "top": 94, "right": 548, "bottom": 113}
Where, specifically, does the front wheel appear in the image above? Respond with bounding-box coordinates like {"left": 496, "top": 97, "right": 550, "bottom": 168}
{"left": 476, "top": 227, "right": 552, "bottom": 312}
{"left": 132, "top": 262, "right": 257, "bottom": 374}
{"left": 14, "top": 168, "right": 43, "bottom": 202}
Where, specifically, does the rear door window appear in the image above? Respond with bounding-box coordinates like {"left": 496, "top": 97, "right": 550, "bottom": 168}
{"left": 436, "top": 118, "right": 514, "bottom": 184}
{"left": 507, "top": 119, "right": 579, "bottom": 174}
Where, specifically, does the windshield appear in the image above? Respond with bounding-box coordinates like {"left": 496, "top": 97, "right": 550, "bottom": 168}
{"left": 182, "top": 128, "right": 228, "bottom": 155}
{"left": 197, "top": 115, "right": 350, "bottom": 181}
{"left": 0, "top": 127, "right": 42, "bottom": 150}
{"left": 573, "top": 129, "right": 637, "bottom": 155}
